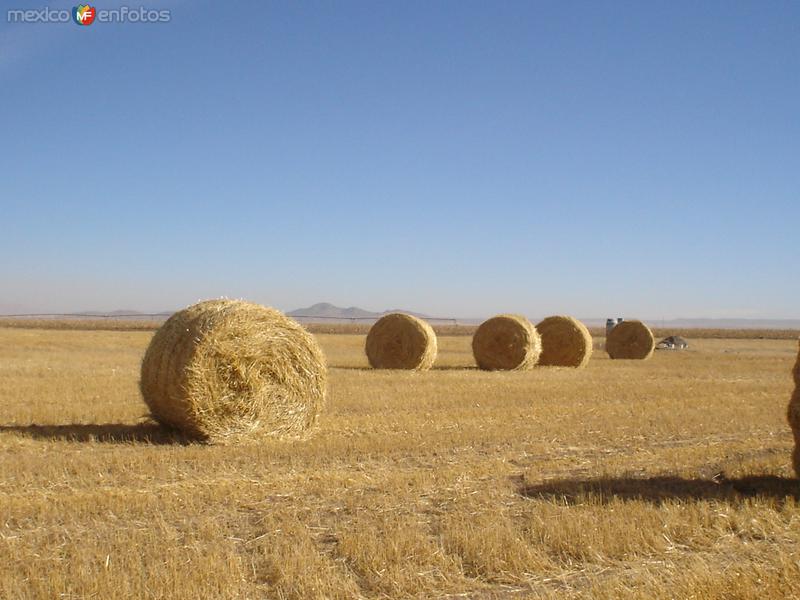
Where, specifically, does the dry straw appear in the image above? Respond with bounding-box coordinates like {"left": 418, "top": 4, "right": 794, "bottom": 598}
{"left": 535, "top": 315, "right": 593, "bottom": 368}
{"left": 140, "top": 299, "right": 327, "bottom": 443}
{"left": 605, "top": 320, "right": 655, "bottom": 360}
{"left": 472, "top": 314, "right": 541, "bottom": 371}
{"left": 365, "top": 313, "right": 437, "bottom": 370}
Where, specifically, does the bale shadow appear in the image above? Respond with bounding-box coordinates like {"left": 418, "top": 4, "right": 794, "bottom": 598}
{"left": 0, "top": 422, "right": 195, "bottom": 445}
{"left": 518, "top": 474, "right": 800, "bottom": 505}
{"left": 329, "top": 365, "right": 477, "bottom": 371}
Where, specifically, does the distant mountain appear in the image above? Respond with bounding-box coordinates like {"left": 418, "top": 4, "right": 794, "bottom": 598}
{"left": 288, "top": 302, "right": 381, "bottom": 319}
{"left": 288, "top": 302, "right": 432, "bottom": 322}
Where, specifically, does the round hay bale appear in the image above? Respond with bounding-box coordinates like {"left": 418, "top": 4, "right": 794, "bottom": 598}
{"left": 140, "top": 299, "right": 327, "bottom": 443}
{"left": 535, "top": 315, "right": 593, "bottom": 368}
{"left": 365, "top": 313, "right": 437, "bottom": 370}
{"left": 472, "top": 314, "right": 541, "bottom": 371}
{"left": 605, "top": 320, "right": 655, "bottom": 360}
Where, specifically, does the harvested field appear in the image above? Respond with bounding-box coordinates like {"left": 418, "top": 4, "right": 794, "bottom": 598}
{"left": 0, "top": 327, "right": 798, "bottom": 599}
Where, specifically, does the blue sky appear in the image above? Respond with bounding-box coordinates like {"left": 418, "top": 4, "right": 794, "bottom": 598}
{"left": 1, "top": 1, "right": 798, "bottom": 319}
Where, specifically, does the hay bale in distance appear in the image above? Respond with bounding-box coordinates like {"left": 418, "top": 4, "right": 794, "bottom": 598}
{"left": 365, "top": 313, "right": 437, "bottom": 370}
{"left": 535, "top": 315, "right": 593, "bottom": 368}
{"left": 605, "top": 320, "right": 655, "bottom": 360}
{"left": 140, "top": 299, "right": 327, "bottom": 443}
{"left": 472, "top": 314, "right": 541, "bottom": 371}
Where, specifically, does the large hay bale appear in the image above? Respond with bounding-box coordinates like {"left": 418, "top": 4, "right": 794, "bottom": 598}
{"left": 605, "top": 320, "right": 655, "bottom": 360}
{"left": 365, "top": 313, "right": 437, "bottom": 370}
{"left": 140, "top": 299, "right": 327, "bottom": 443}
{"left": 472, "top": 314, "right": 541, "bottom": 371}
{"left": 535, "top": 315, "right": 593, "bottom": 368}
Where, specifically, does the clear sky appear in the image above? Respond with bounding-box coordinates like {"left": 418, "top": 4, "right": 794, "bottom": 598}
{"left": 1, "top": 1, "right": 798, "bottom": 319}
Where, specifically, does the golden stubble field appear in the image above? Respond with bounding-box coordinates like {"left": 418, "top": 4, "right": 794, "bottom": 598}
{"left": 0, "top": 326, "right": 798, "bottom": 599}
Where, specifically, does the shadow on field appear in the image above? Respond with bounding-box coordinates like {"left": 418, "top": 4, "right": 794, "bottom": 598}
{"left": 0, "top": 422, "right": 193, "bottom": 445}
{"left": 329, "top": 365, "right": 477, "bottom": 371}
{"left": 518, "top": 474, "right": 800, "bottom": 504}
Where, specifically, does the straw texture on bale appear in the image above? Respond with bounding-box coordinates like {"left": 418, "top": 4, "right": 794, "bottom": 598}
{"left": 472, "top": 314, "right": 541, "bottom": 371}
{"left": 365, "top": 313, "right": 437, "bottom": 370}
{"left": 535, "top": 315, "right": 593, "bottom": 368}
{"left": 606, "top": 320, "right": 655, "bottom": 360}
{"left": 140, "top": 299, "right": 327, "bottom": 443}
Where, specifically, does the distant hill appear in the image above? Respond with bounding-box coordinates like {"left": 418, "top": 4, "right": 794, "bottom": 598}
{"left": 288, "top": 302, "right": 435, "bottom": 322}
{"left": 287, "top": 302, "right": 380, "bottom": 319}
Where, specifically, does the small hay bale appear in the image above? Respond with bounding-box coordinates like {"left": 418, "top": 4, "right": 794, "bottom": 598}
{"left": 365, "top": 313, "right": 437, "bottom": 370}
{"left": 535, "top": 315, "right": 593, "bottom": 368}
{"left": 605, "top": 320, "right": 655, "bottom": 360}
{"left": 140, "top": 299, "right": 327, "bottom": 443}
{"left": 472, "top": 314, "right": 541, "bottom": 371}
